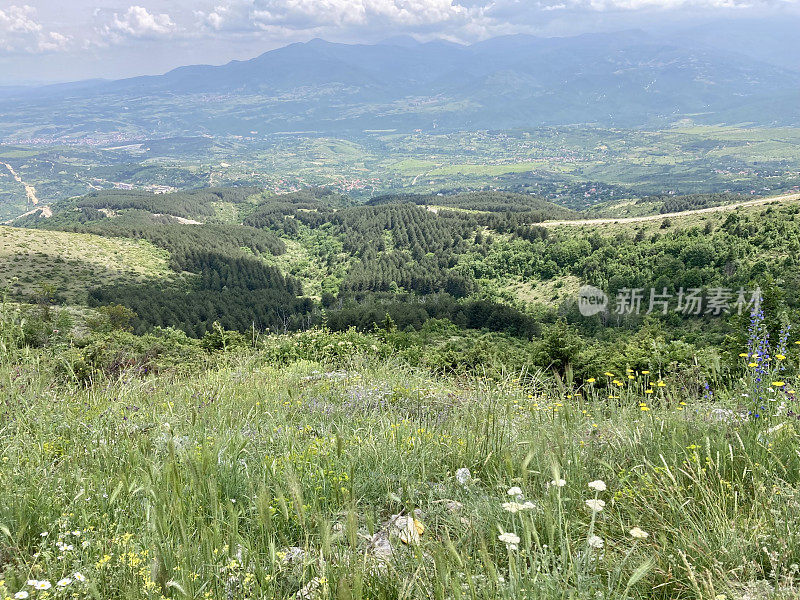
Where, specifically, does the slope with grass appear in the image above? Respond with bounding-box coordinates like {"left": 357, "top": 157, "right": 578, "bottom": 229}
{"left": 1, "top": 320, "right": 799, "bottom": 599}
{"left": 0, "top": 225, "right": 174, "bottom": 303}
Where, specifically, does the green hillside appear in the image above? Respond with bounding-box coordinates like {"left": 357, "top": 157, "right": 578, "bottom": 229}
{"left": 0, "top": 225, "right": 173, "bottom": 303}
{"left": 1, "top": 183, "right": 800, "bottom": 599}
{"left": 2, "top": 306, "right": 800, "bottom": 599}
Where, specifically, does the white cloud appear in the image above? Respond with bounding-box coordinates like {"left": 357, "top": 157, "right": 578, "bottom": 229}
{"left": 509, "top": 0, "right": 767, "bottom": 11}
{"left": 196, "top": 1, "right": 255, "bottom": 32}
{"left": 102, "top": 5, "right": 177, "bottom": 40}
{"left": 254, "top": 0, "right": 467, "bottom": 27}
{"left": 0, "top": 4, "right": 72, "bottom": 52}
{"left": 195, "top": 0, "right": 470, "bottom": 32}
{"left": 583, "top": 0, "right": 754, "bottom": 9}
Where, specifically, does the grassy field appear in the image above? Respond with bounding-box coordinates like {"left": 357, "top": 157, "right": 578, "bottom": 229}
{"left": 0, "top": 226, "right": 174, "bottom": 303}
{"left": 1, "top": 327, "right": 799, "bottom": 599}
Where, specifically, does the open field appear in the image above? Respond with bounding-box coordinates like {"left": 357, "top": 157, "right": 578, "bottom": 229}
{"left": 0, "top": 225, "right": 174, "bottom": 303}
{"left": 1, "top": 326, "right": 799, "bottom": 599}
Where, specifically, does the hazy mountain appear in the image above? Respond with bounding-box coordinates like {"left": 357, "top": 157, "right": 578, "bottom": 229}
{"left": 668, "top": 17, "right": 800, "bottom": 73}
{"left": 2, "top": 30, "right": 799, "bottom": 140}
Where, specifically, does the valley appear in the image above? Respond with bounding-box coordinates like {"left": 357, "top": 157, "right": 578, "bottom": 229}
{"left": 3, "top": 21, "right": 800, "bottom": 600}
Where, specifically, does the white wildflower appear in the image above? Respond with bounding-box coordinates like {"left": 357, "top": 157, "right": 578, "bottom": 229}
{"left": 585, "top": 499, "right": 605, "bottom": 512}
{"left": 549, "top": 478, "right": 566, "bottom": 488}
{"left": 455, "top": 468, "right": 472, "bottom": 486}
{"left": 503, "top": 500, "right": 537, "bottom": 513}
{"left": 588, "top": 480, "right": 607, "bottom": 492}
{"left": 34, "top": 581, "right": 52, "bottom": 591}
{"left": 587, "top": 535, "right": 604, "bottom": 549}
{"left": 73, "top": 572, "right": 86, "bottom": 582}
{"left": 507, "top": 486, "right": 523, "bottom": 496}
{"left": 629, "top": 527, "right": 649, "bottom": 539}
{"left": 57, "top": 578, "right": 72, "bottom": 587}
{"left": 15, "top": 592, "right": 30, "bottom": 599}
{"left": 498, "top": 532, "right": 520, "bottom": 550}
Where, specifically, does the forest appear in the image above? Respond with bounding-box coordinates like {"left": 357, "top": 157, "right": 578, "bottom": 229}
{"left": 8, "top": 185, "right": 799, "bottom": 378}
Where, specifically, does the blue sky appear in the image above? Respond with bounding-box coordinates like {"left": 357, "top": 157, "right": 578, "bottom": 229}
{"left": 1, "top": 0, "right": 798, "bottom": 83}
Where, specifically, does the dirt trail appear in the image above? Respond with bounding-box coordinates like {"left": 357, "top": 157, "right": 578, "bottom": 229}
{"left": 152, "top": 213, "right": 204, "bottom": 225}
{"left": 540, "top": 192, "right": 800, "bottom": 227}
{"left": 2, "top": 161, "right": 40, "bottom": 206}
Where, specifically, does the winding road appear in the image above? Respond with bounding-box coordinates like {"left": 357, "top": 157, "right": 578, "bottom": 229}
{"left": 541, "top": 192, "right": 800, "bottom": 227}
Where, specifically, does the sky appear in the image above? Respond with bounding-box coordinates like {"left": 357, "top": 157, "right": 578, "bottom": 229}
{"left": 1, "top": 0, "right": 798, "bottom": 83}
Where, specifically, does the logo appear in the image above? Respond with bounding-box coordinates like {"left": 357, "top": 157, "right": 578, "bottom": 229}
{"left": 578, "top": 285, "right": 608, "bottom": 316}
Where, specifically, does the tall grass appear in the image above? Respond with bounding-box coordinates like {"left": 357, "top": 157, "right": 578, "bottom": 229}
{"left": 1, "top": 344, "right": 800, "bottom": 599}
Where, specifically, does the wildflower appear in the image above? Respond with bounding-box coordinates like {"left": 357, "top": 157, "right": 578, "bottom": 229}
{"left": 629, "top": 527, "right": 649, "bottom": 539}
{"left": 73, "top": 573, "right": 86, "bottom": 583}
{"left": 585, "top": 499, "right": 605, "bottom": 512}
{"left": 34, "top": 581, "right": 52, "bottom": 590}
{"left": 498, "top": 532, "right": 520, "bottom": 550}
{"left": 642, "top": 370, "right": 650, "bottom": 374}
{"left": 772, "top": 381, "right": 785, "bottom": 387}
{"left": 657, "top": 381, "right": 666, "bottom": 388}
{"left": 507, "top": 486, "right": 523, "bottom": 496}
{"left": 604, "top": 372, "right": 614, "bottom": 377}
{"left": 587, "top": 535, "right": 604, "bottom": 549}
{"left": 549, "top": 478, "right": 566, "bottom": 488}
{"left": 587, "top": 378, "right": 596, "bottom": 383}
{"left": 739, "top": 353, "right": 749, "bottom": 358}
{"left": 40, "top": 532, "right": 48, "bottom": 538}
{"left": 645, "top": 389, "right": 654, "bottom": 394}
{"left": 777, "top": 355, "right": 786, "bottom": 361}
{"left": 748, "top": 362, "right": 758, "bottom": 368}
{"left": 57, "top": 578, "right": 72, "bottom": 587}
{"left": 455, "top": 468, "right": 472, "bottom": 486}
{"left": 502, "top": 501, "right": 536, "bottom": 513}
{"left": 26, "top": 581, "right": 38, "bottom": 587}
{"left": 15, "top": 592, "right": 30, "bottom": 599}
{"left": 588, "top": 480, "right": 607, "bottom": 492}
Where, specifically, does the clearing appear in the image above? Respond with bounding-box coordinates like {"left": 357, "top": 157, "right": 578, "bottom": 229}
{"left": 0, "top": 225, "right": 174, "bottom": 303}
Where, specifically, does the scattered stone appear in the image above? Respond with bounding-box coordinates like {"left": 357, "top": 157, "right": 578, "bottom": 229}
{"left": 280, "top": 546, "right": 307, "bottom": 566}
{"left": 433, "top": 498, "right": 463, "bottom": 513}
{"left": 296, "top": 577, "right": 323, "bottom": 599}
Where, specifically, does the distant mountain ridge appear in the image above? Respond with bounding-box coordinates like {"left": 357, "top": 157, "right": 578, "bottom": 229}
{"left": 2, "top": 30, "right": 799, "bottom": 138}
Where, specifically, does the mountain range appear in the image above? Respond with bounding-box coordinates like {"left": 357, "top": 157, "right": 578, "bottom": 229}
{"left": 2, "top": 28, "right": 799, "bottom": 140}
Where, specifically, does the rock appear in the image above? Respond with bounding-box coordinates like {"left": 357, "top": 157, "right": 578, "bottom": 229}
{"left": 296, "top": 577, "right": 323, "bottom": 599}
